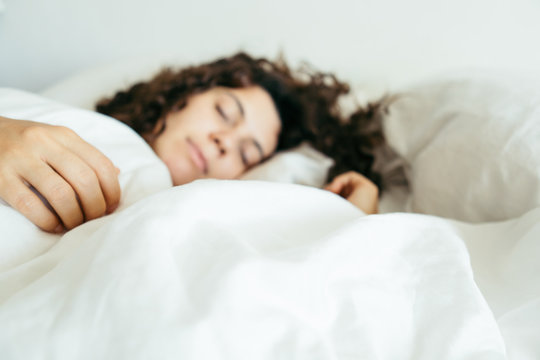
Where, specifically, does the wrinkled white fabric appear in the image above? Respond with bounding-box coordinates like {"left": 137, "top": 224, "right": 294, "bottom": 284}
{"left": 0, "top": 88, "right": 172, "bottom": 272}
{"left": 383, "top": 72, "right": 540, "bottom": 222}
{"left": 1, "top": 180, "right": 539, "bottom": 359}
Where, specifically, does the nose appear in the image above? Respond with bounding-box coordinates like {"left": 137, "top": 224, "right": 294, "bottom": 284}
{"left": 210, "top": 131, "right": 236, "bottom": 157}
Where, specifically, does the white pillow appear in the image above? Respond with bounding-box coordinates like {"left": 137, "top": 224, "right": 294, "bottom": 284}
{"left": 384, "top": 71, "right": 540, "bottom": 222}
{"left": 241, "top": 142, "right": 334, "bottom": 187}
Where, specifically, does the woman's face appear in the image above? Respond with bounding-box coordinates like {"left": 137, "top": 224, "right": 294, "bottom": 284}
{"left": 149, "top": 85, "right": 281, "bottom": 185}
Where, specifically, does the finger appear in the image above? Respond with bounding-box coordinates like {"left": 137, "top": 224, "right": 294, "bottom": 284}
{"left": 56, "top": 129, "right": 121, "bottom": 212}
{"left": 324, "top": 180, "right": 339, "bottom": 193}
{"left": 327, "top": 174, "right": 358, "bottom": 197}
{"left": 347, "top": 182, "right": 379, "bottom": 214}
{"left": 46, "top": 149, "right": 107, "bottom": 221}
{"left": 324, "top": 181, "right": 344, "bottom": 194}
{"left": 73, "top": 143, "right": 121, "bottom": 213}
{"left": 347, "top": 172, "right": 376, "bottom": 188}
{"left": 324, "top": 175, "right": 349, "bottom": 193}
{"left": 23, "top": 164, "right": 84, "bottom": 230}
{"left": 340, "top": 171, "right": 365, "bottom": 184}
{"left": 0, "top": 176, "right": 63, "bottom": 233}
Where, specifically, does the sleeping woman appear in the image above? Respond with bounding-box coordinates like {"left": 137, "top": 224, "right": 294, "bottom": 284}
{"left": 0, "top": 52, "right": 395, "bottom": 233}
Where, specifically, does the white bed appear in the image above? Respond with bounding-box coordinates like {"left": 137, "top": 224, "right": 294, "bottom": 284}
{"left": 1, "top": 63, "right": 540, "bottom": 359}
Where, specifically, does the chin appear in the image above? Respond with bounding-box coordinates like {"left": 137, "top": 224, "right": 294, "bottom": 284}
{"left": 172, "top": 173, "right": 200, "bottom": 186}
{"left": 164, "top": 162, "right": 198, "bottom": 186}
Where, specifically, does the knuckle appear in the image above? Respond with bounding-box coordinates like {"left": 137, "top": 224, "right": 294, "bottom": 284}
{"left": 21, "top": 125, "right": 48, "bottom": 142}
{"left": 11, "top": 192, "right": 61, "bottom": 232}
{"left": 21, "top": 125, "right": 70, "bottom": 149}
{"left": 95, "top": 157, "right": 116, "bottom": 177}
{"left": 76, "top": 168, "right": 98, "bottom": 188}
{"left": 95, "top": 162, "right": 121, "bottom": 198}
{"left": 54, "top": 125, "right": 76, "bottom": 138}
{"left": 12, "top": 192, "right": 38, "bottom": 214}
{"left": 49, "top": 182, "right": 74, "bottom": 202}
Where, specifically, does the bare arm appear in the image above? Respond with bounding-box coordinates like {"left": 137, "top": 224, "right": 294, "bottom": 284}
{"left": 0, "top": 116, "right": 121, "bottom": 233}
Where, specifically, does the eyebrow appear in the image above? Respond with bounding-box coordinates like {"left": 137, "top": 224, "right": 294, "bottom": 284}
{"left": 226, "top": 91, "right": 265, "bottom": 162}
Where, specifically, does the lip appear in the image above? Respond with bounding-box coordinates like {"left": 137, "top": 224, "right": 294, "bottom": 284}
{"left": 186, "top": 138, "right": 208, "bottom": 174}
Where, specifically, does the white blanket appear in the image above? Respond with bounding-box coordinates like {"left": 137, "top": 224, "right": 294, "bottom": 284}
{"left": 1, "top": 87, "right": 539, "bottom": 359}
{"left": 1, "top": 180, "right": 539, "bottom": 360}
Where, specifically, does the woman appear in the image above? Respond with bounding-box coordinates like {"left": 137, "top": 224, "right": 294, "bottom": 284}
{"left": 0, "top": 52, "right": 387, "bottom": 233}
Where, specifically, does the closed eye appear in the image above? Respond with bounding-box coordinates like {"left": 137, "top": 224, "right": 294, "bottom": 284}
{"left": 215, "top": 105, "right": 230, "bottom": 123}
{"left": 240, "top": 151, "right": 248, "bottom": 166}
{"left": 240, "top": 140, "right": 263, "bottom": 169}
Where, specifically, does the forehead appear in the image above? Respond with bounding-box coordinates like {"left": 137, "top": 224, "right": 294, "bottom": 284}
{"left": 220, "top": 86, "right": 282, "bottom": 155}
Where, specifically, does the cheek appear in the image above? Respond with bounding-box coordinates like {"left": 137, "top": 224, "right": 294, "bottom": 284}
{"left": 154, "top": 135, "right": 198, "bottom": 185}
{"left": 169, "top": 163, "right": 199, "bottom": 186}
{"left": 209, "top": 158, "right": 245, "bottom": 180}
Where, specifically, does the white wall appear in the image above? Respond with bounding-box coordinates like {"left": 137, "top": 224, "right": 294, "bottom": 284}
{"left": 1, "top": 0, "right": 540, "bottom": 92}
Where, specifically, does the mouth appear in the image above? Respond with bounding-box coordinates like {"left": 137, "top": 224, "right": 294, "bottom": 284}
{"left": 186, "top": 137, "right": 208, "bottom": 175}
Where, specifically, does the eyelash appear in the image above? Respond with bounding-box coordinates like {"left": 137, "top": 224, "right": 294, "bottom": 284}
{"left": 216, "top": 104, "right": 232, "bottom": 124}
{"left": 241, "top": 152, "right": 248, "bottom": 166}
{"left": 216, "top": 104, "right": 250, "bottom": 166}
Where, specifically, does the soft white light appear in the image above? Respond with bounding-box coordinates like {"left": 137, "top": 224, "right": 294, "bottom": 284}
{"left": 0, "top": 0, "right": 5, "bottom": 13}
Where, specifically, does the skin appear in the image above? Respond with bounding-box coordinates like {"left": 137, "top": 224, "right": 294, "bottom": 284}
{"left": 325, "top": 171, "right": 379, "bottom": 215}
{"left": 0, "top": 85, "right": 379, "bottom": 233}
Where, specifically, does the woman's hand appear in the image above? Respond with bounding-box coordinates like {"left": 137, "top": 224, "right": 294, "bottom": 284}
{"left": 0, "top": 116, "right": 121, "bottom": 233}
{"left": 324, "top": 171, "right": 379, "bottom": 214}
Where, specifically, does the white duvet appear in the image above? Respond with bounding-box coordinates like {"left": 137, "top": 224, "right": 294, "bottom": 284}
{"left": 0, "top": 180, "right": 539, "bottom": 359}
{"left": 1, "top": 86, "right": 539, "bottom": 359}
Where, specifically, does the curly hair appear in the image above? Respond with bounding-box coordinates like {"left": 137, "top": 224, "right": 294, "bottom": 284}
{"left": 96, "top": 52, "right": 397, "bottom": 192}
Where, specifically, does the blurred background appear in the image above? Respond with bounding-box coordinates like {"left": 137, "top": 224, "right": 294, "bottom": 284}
{"left": 1, "top": 0, "right": 539, "bottom": 93}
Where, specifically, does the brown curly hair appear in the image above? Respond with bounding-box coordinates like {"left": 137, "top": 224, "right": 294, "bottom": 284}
{"left": 96, "top": 52, "right": 395, "bottom": 192}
